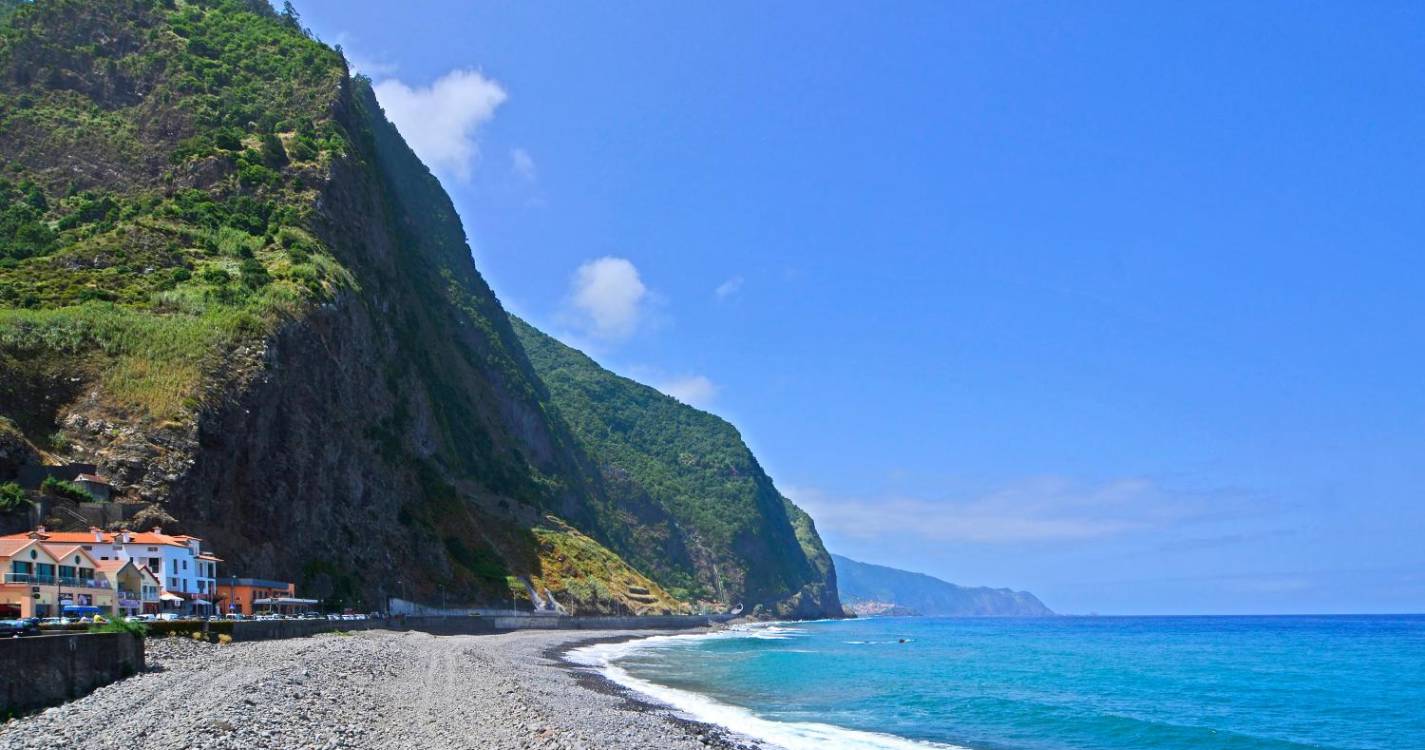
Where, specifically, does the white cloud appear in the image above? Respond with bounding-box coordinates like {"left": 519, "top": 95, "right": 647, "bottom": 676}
{"left": 373, "top": 69, "right": 507, "bottom": 181}
{"left": 657, "top": 375, "right": 718, "bottom": 408}
{"left": 714, "top": 276, "right": 744, "bottom": 300}
{"left": 566, "top": 257, "right": 649, "bottom": 341}
{"left": 511, "top": 147, "right": 537, "bottom": 182}
{"left": 784, "top": 477, "right": 1214, "bottom": 544}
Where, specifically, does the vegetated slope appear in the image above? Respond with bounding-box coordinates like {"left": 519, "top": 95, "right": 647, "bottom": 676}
{"left": 832, "top": 554, "right": 1052, "bottom": 617}
{"left": 0, "top": 0, "right": 657, "bottom": 613}
{"left": 512, "top": 317, "right": 840, "bottom": 618}
{"left": 0, "top": 0, "right": 839, "bottom": 618}
{"left": 0, "top": 0, "right": 638, "bottom": 611}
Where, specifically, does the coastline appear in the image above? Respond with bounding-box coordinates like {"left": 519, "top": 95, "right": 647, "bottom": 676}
{"left": 0, "top": 627, "right": 769, "bottom": 750}
{"left": 559, "top": 622, "right": 961, "bottom": 750}
{"left": 546, "top": 630, "right": 767, "bottom": 750}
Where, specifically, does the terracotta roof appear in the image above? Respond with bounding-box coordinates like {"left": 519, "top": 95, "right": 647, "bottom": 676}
{"left": 0, "top": 539, "right": 37, "bottom": 558}
{"left": 42, "top": 544, "right": 99, "bottom": 566}
{"left": 197, "top": 553, "right": 223, "bottom": 562}
{"left": 75, "top": 474, "right": 110, "bottom": 485}
{"left": 94, "top": 560, "right": 128, "bottom": 573}
{"left": 0, "top": 530, "right": 202, "bottom": 548}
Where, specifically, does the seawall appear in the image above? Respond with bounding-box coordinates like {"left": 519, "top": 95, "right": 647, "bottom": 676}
{"left": 0, "top": 632, "right": 144, "bottom": 715}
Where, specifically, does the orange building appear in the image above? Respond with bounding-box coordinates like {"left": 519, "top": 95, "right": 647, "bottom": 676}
{"left": 216, "top": 577, "right": 300, "bottom": 615}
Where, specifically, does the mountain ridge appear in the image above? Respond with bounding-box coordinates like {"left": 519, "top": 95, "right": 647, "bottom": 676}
{"left": 833, "top": 554, "right": 1052, "bottom": 617}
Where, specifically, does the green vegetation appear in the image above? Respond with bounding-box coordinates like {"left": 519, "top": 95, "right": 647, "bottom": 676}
{"left": 90, "top": 617, "right": 147, "bottom": 636}
{"left": 0, "top": 0, "right": 354, "bottom": 420}
{"left": 0, "top": 481, "right": 28, "bottom": 511}
{"left": 41, "top": 475, "right": 95, "bottom": 502}
{"left": 511, "top": 316, "right": 836, "bottom": 613}
{"left": 531, "top": 520, "right": 685, "bottom": 614}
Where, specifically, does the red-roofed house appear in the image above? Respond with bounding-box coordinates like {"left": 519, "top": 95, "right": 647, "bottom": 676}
{"left": 0, "top": 539, "right": 115, "bottom": 618}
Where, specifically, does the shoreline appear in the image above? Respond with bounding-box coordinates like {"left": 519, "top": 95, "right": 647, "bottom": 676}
{"left": 543, "top": 629, "right": 767, "bottom": 750}
{"left": 0, "top": 626, "right": 772, "bottom": 750}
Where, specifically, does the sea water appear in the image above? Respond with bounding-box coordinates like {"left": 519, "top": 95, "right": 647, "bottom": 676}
{"left": 568, "top": 615, "right": 1425, "bottom": 750}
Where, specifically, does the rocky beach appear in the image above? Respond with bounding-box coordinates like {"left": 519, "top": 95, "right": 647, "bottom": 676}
{"left": 0, "top": 629, "right": 759, "bottom": 750}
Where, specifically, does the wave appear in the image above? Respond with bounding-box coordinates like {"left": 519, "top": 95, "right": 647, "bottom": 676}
{"left": 567, "top": 626, "right": 964, "bottom": 750}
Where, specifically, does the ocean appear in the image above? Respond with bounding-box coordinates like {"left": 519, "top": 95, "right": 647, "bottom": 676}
{"left": 568, "top": 615, "right": 1425, "bottom": 750}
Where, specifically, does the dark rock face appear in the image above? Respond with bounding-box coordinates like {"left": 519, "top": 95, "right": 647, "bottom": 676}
{"left": 101, "top": 80, "right": 594, "bottom": 606}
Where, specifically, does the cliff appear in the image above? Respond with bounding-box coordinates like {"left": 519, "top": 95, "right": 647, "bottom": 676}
{"left": 512, "top": 318, "right": 840, "bottom": 619}
{"left": 0, "top": 0, "right": 840, "bottom": 618}
{"left": 833, "top": 554, "right": 1052, "bottom": 617}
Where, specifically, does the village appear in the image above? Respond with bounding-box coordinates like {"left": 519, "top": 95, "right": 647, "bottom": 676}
{"left": 0, "top": 524, "right": 337, "bottom": 631}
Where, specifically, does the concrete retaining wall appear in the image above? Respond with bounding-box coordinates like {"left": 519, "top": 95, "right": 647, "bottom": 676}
{"left": 488, "top": 614, "right": 716, "bottom": 630}
{"left": 0, "top": 632, "right": 144, "bottom": 715}
{"left": 225, "top": 614, "right": 713, "bottom": 641}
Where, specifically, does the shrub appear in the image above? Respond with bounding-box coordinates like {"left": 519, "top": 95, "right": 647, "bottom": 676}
{"left": 41, "top": 476, "right": 97, "bottom": 503}
{"left": 90, "top": 618, "right": 147, "bottom": 637}
{"left": 0, "top": 482, "right": 30, "bottom": 511}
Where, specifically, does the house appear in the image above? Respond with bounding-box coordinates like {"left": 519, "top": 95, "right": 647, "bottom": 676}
{"left": 73, "top": 474, "right": 113, "bottom": 502}
{"left": 0, "top": 538, "right": 116, "bottom": 618}
{"left": 0, "top": 527, "right": 221, "bottom": 616}
{"left": 97, "top": 559, "right": 161, "bottom": 617}
{"left": 216, "top": 577, "right": 312, "bottom": 615}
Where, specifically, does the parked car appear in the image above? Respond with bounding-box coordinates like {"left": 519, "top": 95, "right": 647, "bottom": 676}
{"left": 38, "top": 617, "right": 73, "bottom": 626}
{"left": 0, "top": 619, "right": 40, "bottom": 637}
{"left": 155, "top": 613, "right": 179, "bottom": 622}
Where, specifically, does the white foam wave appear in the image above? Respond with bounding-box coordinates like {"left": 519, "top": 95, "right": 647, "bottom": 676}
{"left": 568, "top": 627, "right": 964, "bottom": 750}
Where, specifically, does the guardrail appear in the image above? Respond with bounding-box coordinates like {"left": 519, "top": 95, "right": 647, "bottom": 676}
{"left": 3, "top": 573, "right": 111, "bottom": 589}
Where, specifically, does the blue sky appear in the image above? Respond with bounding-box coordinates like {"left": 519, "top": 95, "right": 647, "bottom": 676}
{"left": 292, "top": 1, "right": 1425, "bottom": 615}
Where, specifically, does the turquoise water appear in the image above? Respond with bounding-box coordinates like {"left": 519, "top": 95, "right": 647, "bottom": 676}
{"left": 571, "top": 616, "right": 1425, "bottom": 750}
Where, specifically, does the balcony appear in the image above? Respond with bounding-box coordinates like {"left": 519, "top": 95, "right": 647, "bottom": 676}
{"left": 4, "top": 573, "right": 112, "bottom": 589}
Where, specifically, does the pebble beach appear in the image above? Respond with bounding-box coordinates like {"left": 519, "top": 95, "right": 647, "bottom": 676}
{"left": 0, "top": 629, "right": 761, "bottom": 750}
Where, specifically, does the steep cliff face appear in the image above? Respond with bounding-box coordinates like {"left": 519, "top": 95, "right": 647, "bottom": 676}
{"left": 512, "top": 318, "right": 840, "bottom": 619}
{"left": 0, "top": 0, "right": 841, "bottom": 617}
{"left": 0, "top": 0, "right": 614, "bottom": 609}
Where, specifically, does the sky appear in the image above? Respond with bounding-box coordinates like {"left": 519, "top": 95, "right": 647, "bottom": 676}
{"left": 290, "top": 0, "right": 1425, "bottom": 615}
